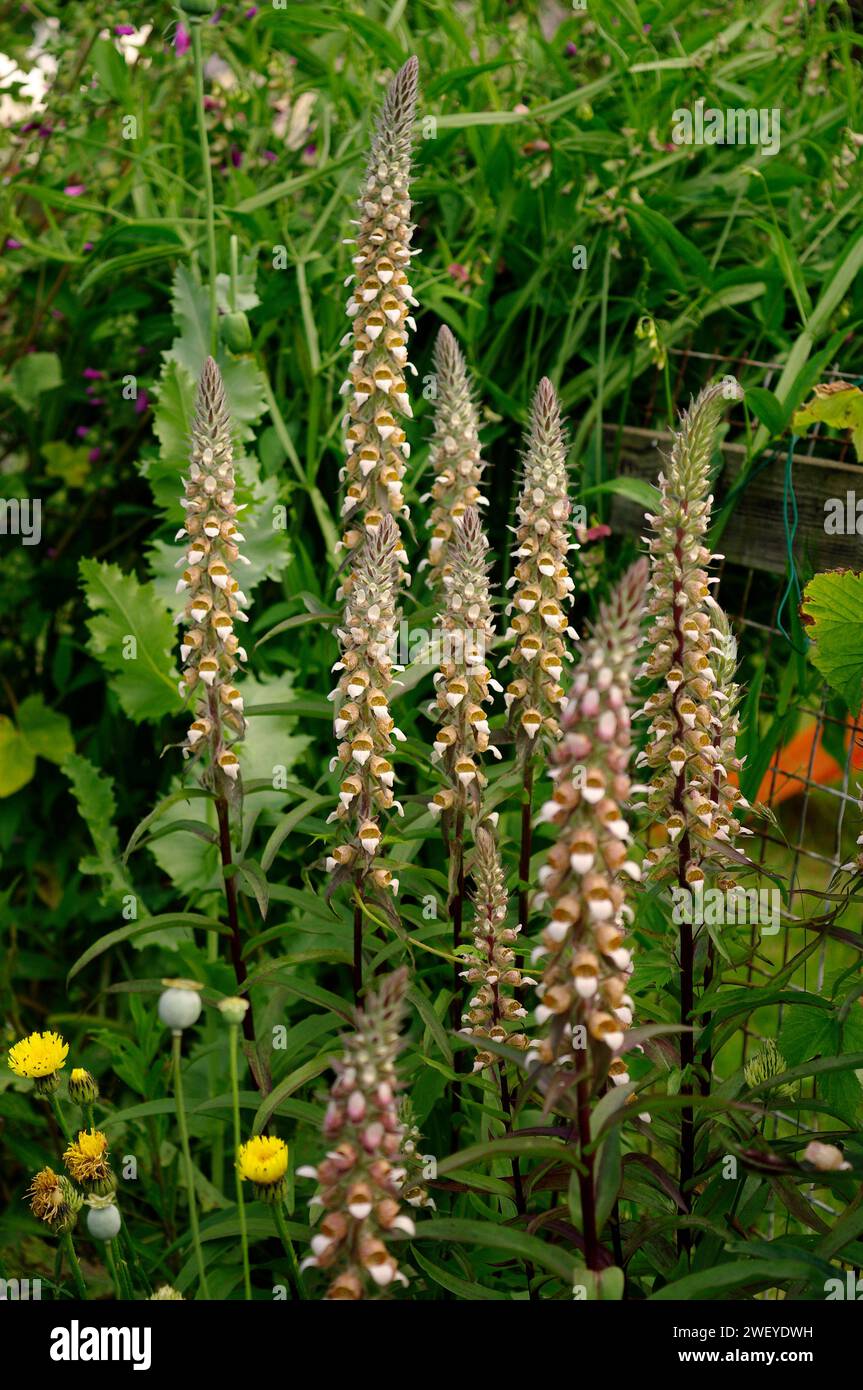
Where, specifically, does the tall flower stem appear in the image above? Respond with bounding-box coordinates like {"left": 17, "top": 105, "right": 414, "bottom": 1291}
{"left": 228, "top": 1021, "right": 252, "bottom": 1301}
{"left": 215, "top": 795, "right": 254, "bottom": 1047}
{"left": 48, "top": 1094, "right": 70, "bottom": 1143}
{"left": 353, "top": 879, "right": 364, "bottom": 1002}
{"left": 518, "top": 760, "right": 534, "bottom": 934}
{"left": 449, "top": 808, "right": 466, "bottom": 1035}
{"left": 103, "top": 1240, "right": 124, "bottom": 1300}
{"left": 576, "top": 1073, "right": 600, "bottom": 1271}
{"left": 171, "top": 1030, "right": 211, "bottom": 1300}
{"left": 272, "top": 1203, "right": 303, "bottom": 1300}
{"left": 61, "top": 1233, "right": 87, "bottom": 1300}
{"left": 191, "top": 20, "right": 218, "bottom": 355}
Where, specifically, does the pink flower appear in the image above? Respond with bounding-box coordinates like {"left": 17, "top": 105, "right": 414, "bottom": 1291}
{"left": 447, "top": 263, "right": 469, "bottom": 284}
{"left": 64, "top": 184, "right": 85, "bottom": 197}
{"left": 114, "top": 24, "right": 135, "bottom": 36}
{"left": 83, "top": 369, "right": 104, "bottom": 380}
{"left": 135, "top": 390, "right": 150, "bottom": 415}
{"left": 174, "top": 24, "right": 191, "bottom": 56}
{"left": 88, "top": 447, "right": 102, "bottom": 464}
{"left": 5, "top": 238, "right": 22, "bottom": 249}
{"left": 245, "top": 5, "right": 258, "bottom": 15}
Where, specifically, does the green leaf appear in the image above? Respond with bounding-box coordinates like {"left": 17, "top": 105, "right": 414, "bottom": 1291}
{"left": 649, "top": 1258, "right": 817, "bottom": 1300}
{"left": 17, "top": 695, "right": 74, "bottom": 764}
{"left": 67, "top": 913, "right": 229, "bottom": 983}
{"left": 1, "top": 352, "right": 62, "bottom": 410}
{"left": 415, "top": 1217, "right": 579, "bottom": 1284}
{"left": 745, "top": 386, "right": 785, "bottom": 437}
{"left": 411, "top": 1248, "right": 512, "bottom": 1299}
{"left": 793, "top": 382, "right": 863, "bottom": 460}
{"left": 235, "top": 859, "right": 269, "bottom": 920}
{"left": 0, "top": 717, "right": 36, "bottom": 797}
{"left": 252, "top": 1053, "right": 332, "bottom": 1132}
{"left": 801, "top": 571, "right": 863, "bottom": 710}
{"left": 79, "top": 558, "right": 179, "bottom": 722}
{"left": 581, "top": 477, "right": 660, "bottom": 510}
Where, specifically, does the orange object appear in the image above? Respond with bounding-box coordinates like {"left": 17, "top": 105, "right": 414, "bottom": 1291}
{"left": 743, "top": 711, "right": 863, "bottom": 806}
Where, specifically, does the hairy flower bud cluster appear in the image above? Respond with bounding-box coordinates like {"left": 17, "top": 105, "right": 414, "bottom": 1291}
{"left": 176, "top": 356, "right": 249, "bottom": 787}
{"left": 501, "top": 378, "right": 577, "bottom": 750}
{"left": 422, "top": 326, "right": 485, "bottom": 591}
{"left": 460, "top": 823, "right": 532, "bottom": 1069}
{"left": 427, "top": 508, "right": 502, "bottom": 819}
{"left": 328, "top": 514, "right": 405, "bottom": 887}
{"left": 530, "top": 560, "right": 648, "bottom": 1074}
{"left": 634, "top": 378, "right": 746, "bottom": 888}
{"left": 397, "top": 1097, "right": 436, "bottom": 1210}
{"left": 337, "top": 57, "right": 419, "bottom": 584}
{"left": 298, "top": 969, "right": 415, "bottom": 1299}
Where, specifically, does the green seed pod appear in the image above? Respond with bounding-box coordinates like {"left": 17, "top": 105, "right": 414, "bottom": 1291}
{"left": 179, "top": 0, "right": 217, "bottom": 14}
{"left": 220, "top": 311, "right": 252, "bottom": 353}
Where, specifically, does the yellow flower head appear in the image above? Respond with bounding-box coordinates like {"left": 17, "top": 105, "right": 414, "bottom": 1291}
{"left": 237, "top": 1135, "right": 288, "bottom": 1186}
{"left": 63, "top": 1128, "right": 111, "bottom": 1185}
{"left": 8, "top": 1030, "right": 68, "bottom": 1079}
{"left": 26, "top": 1167, "right": 82, "bottom": 1232}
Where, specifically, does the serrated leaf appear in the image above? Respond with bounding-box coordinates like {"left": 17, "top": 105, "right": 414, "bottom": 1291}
{"left": 801, "top": 570, "right": 863, "bottom": 710}
{"left": 79, "top": 558, "right": 179, "bottom": 722}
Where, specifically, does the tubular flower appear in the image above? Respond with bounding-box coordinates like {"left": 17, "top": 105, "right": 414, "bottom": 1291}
{"left": 176, "top": 355, "right": 249, "bottom": 790}
{"left": 328, "top": 514, "right": 404, "bottom": 887}
{"left": 460, "top": 823, "right": 532, "bottom": 1070}
{"left": 396, "top": 1097, "right": 436, "bottom": 1210}
{"left": 8, "top": 1030, "right": 68, "bottom": 1094}
{"left": 298, "top": 969, "right": 415, "bottom": 1299}
{"left": 530, "top": 559, "right": 648, "bottom": 1071}
{"left": 26, "top": 1167, "right": 83, "bottom": 1234}
{"left": 237, "top": 1134, "right": 289, "bottom": 1203}
{"left": 337, "top": 56, "right": 420, "bottom": 588}
{"left": 501, "top": 378, "right": 578, "bottom": 752}
{"left": 428, "top": 508, "right": 501, "bottom": 817}
{"left": 422, "top": 326, "right": 485, "bottom": 591}
{"left": 634, "top": 377, "right": 746, "bottom": 887}
{"left": 63, "top": 1128, "right": 114, "bottom": 1194}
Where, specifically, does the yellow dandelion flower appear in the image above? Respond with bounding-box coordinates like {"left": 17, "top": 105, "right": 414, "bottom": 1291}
{"left": 8, "top": 1030, "right": 68, "bottom": 1079}
{"left": 63, "top": 1128, "right": 112, "bottom": 1188}
{"left": 237, "top": 1135, "right": 288, "bottom": 1197}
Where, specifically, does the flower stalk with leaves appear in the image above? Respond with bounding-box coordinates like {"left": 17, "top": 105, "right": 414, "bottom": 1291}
{"left": 530, "top": 558, "right": 647, "bottom": 1268}
{"left": 422, "top": 325, "right": 486, "bottom": 594}
{"left": 635, "top": 375, "right": 745, "bottom": 1244}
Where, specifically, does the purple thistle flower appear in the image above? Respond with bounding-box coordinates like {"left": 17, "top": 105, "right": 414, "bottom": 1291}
{"left": 83, "top": 369, "right": 104, "bottom": 380}
{"left": 64, "top": 184, "right": 85, "bottom": 197}
{"left": 83, "top": 242, "right": 94, "bottom": 252}
{"left": 174, "top": 24, "right": 191, "bottom": 56}
{"left": 230, "top": 145, "right": 243, "bottom": 169}
{"left": 114, "top": 24, "right": 135, "bottom": 36}
{"left": 5, "top": 238, "right": 22, "bottom": 249}
{"left": 76, "top": 426, "right": 90, "bottom": 439}
{"left": 245, "top": 5, "right": 258, "bottom": 15}
{"left": 135, "top": 390, "right": 150, "bottom": 415}
{"left": 88, "top": 447, "right": 102, "bottom": 464}
{"left": 261, "top": 150, "right": 277, "bottom": 163}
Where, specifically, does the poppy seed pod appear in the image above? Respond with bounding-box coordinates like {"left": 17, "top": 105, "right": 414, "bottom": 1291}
{"left": 86, "top": 1198, "right": 122, "bottom": 1242}
{"left": 158, "top": 982, "right": 203, "bottom": 1032}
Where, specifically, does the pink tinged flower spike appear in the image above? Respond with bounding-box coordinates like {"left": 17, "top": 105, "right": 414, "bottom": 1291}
{"left": 530, "top": 559, "right": 648, "bottom": 1080}
{"left": 424, "top": 325, "right": 485, "bottom": 592}
{"left": 635, "top": 377, "right": 745, "bottom": 886}
{"left": 328, "top": 513, "right": 402, "bottom": 889}
{"left": 298, "top": 968, "right": 416, "bottom": 1299}
{"left": 461, "top": 823, "right": 531, "bottom": 1071}
{"left": 501, "top": 377, "right": 578, "bottom": 754}
{"left": 338, "top": 56, "right": 419, "bottom": 590}
{"left": 427, "top": 507, "right": 498, "bottom": 818}
{"left": 176, "top": 357, "right": 249, "bottom": 794}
